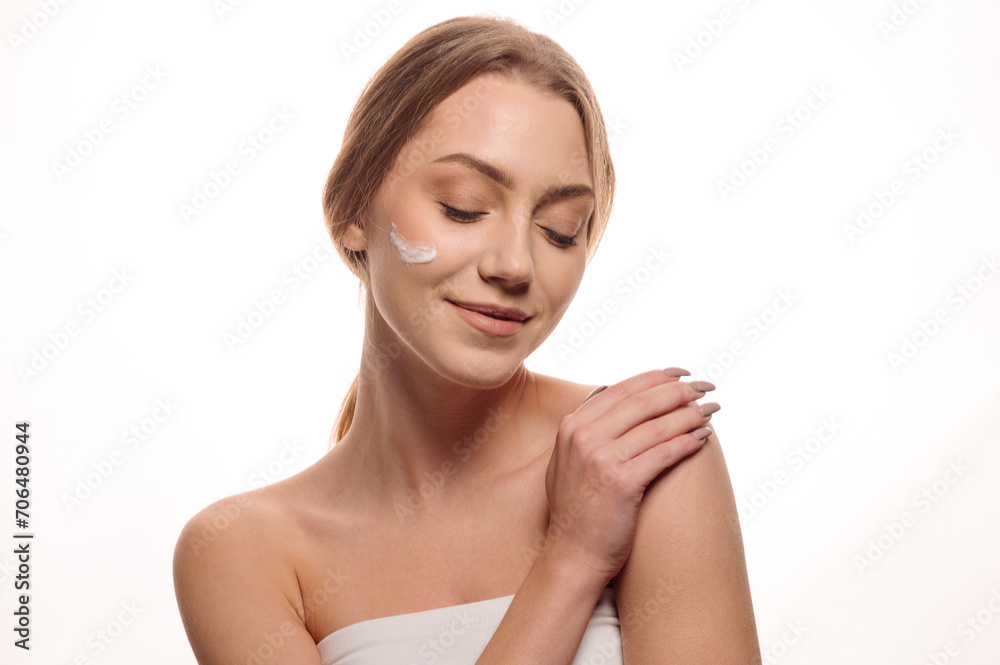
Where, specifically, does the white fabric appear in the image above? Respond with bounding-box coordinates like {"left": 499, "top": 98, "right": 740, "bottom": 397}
{"left": 316, "top": 585, "right": 623, "bottom": 664}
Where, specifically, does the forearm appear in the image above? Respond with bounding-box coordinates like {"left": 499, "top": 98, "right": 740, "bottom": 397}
{"left": 475, "top": 552, "right": 607, "bottom": 665}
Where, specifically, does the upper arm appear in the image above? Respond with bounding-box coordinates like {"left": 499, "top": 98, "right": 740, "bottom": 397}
{"left": 172, "top": 495, "right": 323, "bottom": 665}
{"left": 613, "top": 426, "right": 761, "bottom": 664}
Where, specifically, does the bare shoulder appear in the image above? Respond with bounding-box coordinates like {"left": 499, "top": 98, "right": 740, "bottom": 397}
{"left": 613, "top": 428, "right": 762, "bottom": 663}
{"left": 173, "top": 485, "right": 323, "bottom": 664}
{"left": 529, "top": 370, "right": 604, "bottom": 417}
{"left": 174, "top": 487, "right": 276, "bottom": 562}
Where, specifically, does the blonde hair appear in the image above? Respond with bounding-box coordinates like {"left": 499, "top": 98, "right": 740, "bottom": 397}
{"left": 323, "top": 15, "right": 616, "bottom": 445}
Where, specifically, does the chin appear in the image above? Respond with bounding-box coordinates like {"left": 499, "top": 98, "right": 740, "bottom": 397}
{"left": 433, "top": 350, "right": 525, "bottom": 390}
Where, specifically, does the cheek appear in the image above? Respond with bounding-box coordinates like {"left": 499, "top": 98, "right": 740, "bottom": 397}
{"left": 389, "top": 221, "right": 436, "bottom": 265}
{"left": 538, "top": 259, "right": 586, "bottom": 314}
{"left": 428, "top": 226, "right": 480, "bottom": 263}
{"left": 384, "top": 204, "right": 487, "bottom": 272}
{"left": 381, "top": 197, "right": 440, "bottom": 266}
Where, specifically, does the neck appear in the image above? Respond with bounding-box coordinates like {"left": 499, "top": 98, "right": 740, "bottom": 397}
{"left": 331, "top": 317, "right": 543, "bottom": 518}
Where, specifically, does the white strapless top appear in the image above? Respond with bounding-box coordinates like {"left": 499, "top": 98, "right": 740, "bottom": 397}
{"left": 316, "top": 585, "right": 623, "bottom": 664}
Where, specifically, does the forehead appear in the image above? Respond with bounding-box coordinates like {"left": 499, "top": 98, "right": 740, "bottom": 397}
{"left": 393, "top": 73, "right": 592, "bottom": 188}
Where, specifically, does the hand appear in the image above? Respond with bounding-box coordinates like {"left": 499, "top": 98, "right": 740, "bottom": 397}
{"left": 541, "top": 368, "right": 718, "bottom": 585}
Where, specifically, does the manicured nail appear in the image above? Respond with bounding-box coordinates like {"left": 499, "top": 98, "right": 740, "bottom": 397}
{"left": 664, "top": 367, "right": 691, "bottom": 377}
{"left": 692, "top": 426, "right": 713, "bottom": 440}
{"left": 690, "top": 380, "right": 716, "bottom": 393}
{"left": 698, "top": 402, "right": 721, "bottom": 417}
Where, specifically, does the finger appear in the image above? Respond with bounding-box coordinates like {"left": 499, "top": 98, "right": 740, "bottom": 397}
{"left": 587, "top": 379, "right": 715, "bottom": 442}
{"left": 614, "top": 400, "right": 719, "bottom": 462}
{"left": 575, "top": 367, "right": 691, "bottom": 422}
{"left": 628, "top": 427, "right": 713, "bottom": 488}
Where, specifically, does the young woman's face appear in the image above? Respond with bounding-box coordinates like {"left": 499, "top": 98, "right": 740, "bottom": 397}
{"left": 349, "top": 73, "right": 595, "bottom": 388}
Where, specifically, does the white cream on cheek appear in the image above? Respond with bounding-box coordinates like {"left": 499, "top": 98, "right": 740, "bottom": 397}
{"left": 389, "top": 221, "right": 437, "bottom": 265}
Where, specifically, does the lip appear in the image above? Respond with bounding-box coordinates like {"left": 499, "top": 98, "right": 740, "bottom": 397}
{"left": 446, "top": 300, "right": 530, "bottom": 322}
{"left": 447, "top": 300, "right": 530, "bottom": 337}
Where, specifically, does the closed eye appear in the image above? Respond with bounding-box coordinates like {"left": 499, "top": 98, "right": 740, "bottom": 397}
{"left": 544, "top": 228, "right": 578, "bottom": 247}
{"left": 440, "top": 202, "right": 579, "bottom": 248}
{"left": 439, "top": 203, "right": 485, "bottom": 221}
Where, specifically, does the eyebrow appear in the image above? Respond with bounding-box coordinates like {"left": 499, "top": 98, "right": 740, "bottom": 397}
{"left": 431, "top": 152, "right": 595, "bottom": 203}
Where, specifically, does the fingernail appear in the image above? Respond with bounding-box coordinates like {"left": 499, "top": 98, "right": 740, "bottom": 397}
{"left": 692, "top": 426, "right": 713, "bottom": 440}
{"left": 664, "top": 367, "right": 691, "bottom": 377}
{"left": 690, "top": 380, "right": 716, "bottom": 393}
{"left": 698, "top": 402, "right": 721, "bottom": 417}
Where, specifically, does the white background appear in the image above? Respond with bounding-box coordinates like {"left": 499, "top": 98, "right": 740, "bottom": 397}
{"left": 2, "top": 0, "right": 999, "bottom": 663}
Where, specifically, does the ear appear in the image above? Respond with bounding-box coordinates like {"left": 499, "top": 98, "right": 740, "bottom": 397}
{"left": 342, "top": 220, "right": 367, "bottom": 252}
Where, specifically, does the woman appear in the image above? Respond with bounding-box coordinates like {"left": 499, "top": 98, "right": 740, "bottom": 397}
{"left": 173, "top": 15, "right": 760, "bottom": 664}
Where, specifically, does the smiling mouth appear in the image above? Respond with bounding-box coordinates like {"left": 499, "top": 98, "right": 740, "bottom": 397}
{"left": 446, "top": 300, "right": 531, "bottom": 338}
{"left": 446, "top": 300, "right": 530, "bottom": 322}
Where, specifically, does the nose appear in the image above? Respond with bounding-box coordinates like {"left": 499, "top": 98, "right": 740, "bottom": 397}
{"left": 478, "top": 213, "right": 534, "bottom": 288}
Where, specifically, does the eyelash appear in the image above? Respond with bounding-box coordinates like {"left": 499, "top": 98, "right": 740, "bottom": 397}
{"left": 438, "top": 203, "right": 579, "bottom": 247}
